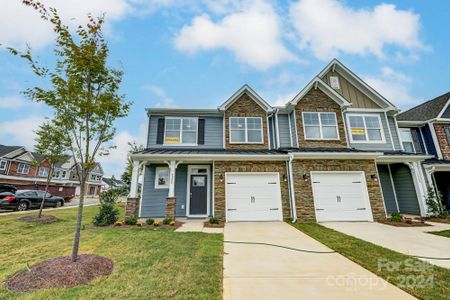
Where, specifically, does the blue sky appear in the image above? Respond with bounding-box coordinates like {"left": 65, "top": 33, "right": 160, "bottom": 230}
{"left": 0, "top": 0, "right": 449, "bottom": 176}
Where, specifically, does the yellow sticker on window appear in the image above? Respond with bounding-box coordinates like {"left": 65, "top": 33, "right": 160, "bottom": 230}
{"left": 164, "top": 137, "right": 180, "bottom": 143}
{"left": 351, "top": 128, "right": 366, "bottom": 135}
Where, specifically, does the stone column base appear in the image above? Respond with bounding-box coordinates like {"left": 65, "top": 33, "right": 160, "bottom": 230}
{"left": 166, "top": 197, "right": 176, "bottom": 219}
{"left": 125, "top": 197, "right": 140, "bottom": 217}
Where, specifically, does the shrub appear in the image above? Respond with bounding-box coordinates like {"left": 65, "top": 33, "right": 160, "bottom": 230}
{"left": 163, "top": 217, "right": 172, "bottom": 225}
{"left": 390, "top": 212, "right": 403, "bottom": 222}
{"left": 93, "top": 190, "right": 119, "bottom": 226}
{"left": 124, "top": 216, "right": 138, "bottom": 225}
{"left": 425, "top": 186, "right": 449, "bottom": 218}
{"left": 146, "top": 218, "right": 154, "bottom": 225}
{"left": 209, "top": 217, "right": 219, "bottom": 224}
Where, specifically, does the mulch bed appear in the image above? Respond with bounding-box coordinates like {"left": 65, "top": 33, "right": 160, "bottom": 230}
{"left": 5, "top": 254, "right": 113, "bottom": 292}
{"left": 89, "top": 220, "right": 185, "bottom": 230}
{"left": 425, "top": 217, "right": 450, "bottom": 224}
{"left": 379, "top": 219, "right": 431, "bottom": 227}
{"left": 17, "top": 215, "right": 57, "bottom": 223}
{"left": 203, "top": 221, "right": 224, "bottom": 228}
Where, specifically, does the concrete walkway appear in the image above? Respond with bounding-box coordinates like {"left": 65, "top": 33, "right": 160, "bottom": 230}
{"left": 224, "top": 222, "right": 413, "bottom": 300}
{"left": 323, "top": 222, "right": 450, "bottom": 269}
{"left": 175, "top": 219, "right": 223, "bottom": 234}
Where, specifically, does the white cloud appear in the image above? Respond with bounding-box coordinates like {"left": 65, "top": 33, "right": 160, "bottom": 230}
{"left": 142, "top": 84, "right": 178, "bottom": 108}
{"left": 0, "top": 115, "right": 45, "bottom": 149}
{"left": 289, "top": 0, "right": 424, "bottom": 59}
{"left": 0, "top": 95, "right": 29, "bottom": 110}
{"left": 270, "top": 91, "right": 298, "bottom": 107}
{"left": 174, "top": 0, "right": 296, "bottom": 70}
{"left": 364, "top": 67, "right": 418, "bottom": 108}
{"left": 0, "top": 0, "right": 132, "bottom": 49}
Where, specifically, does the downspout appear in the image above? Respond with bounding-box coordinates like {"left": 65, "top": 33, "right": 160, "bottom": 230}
{"left": 287, "top": 153, "right": 297, "bottom": 222}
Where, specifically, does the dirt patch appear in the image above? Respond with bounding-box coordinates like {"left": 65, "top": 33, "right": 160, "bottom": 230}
{"left": 379, "top": 219, "right": 431, "bottom": 227}
{"left": 203, "top": 221, "right": 224, "bottom": 228}
{"left": 5, "top": 254, "right": 113, "bottom": 292}
{"left": 17, "top": 215, "right": 57, "bottom": 223}
{"left": 425, "top": 217, "right": 450, "bottom": 224}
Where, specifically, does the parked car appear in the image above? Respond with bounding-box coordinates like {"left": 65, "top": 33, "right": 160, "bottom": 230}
{"left": 0, "top": 184, "right": 16, "bottom": 194}
{"left": 0, "top": 190, "right": 64, "bottom": 211}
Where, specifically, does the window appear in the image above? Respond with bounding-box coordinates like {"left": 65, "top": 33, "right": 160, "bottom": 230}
{"left": 229, "top": 117, "right": 263, "bottom": 143}
{"left": 399, "top": 128, "right": 415, "bottom": 153}
{"left": 155, "top": 167, "right": 169, "bottom": 189}
{"left": 445, "top": 127, "right": 450, "bottom": 147}
{"left": 329, "top": 76, "right": 340, "bottom": 89}
{"left": 53, "top": 170, "right": 61, "bottom": 178}
{"left": 302, "top": 112, "right": 339, "bottom": 140}
{"left": 38, "top": 167, "right": 49, "bottom": 177}
{"left": 61, "top": 171, "right": 67, "bottom": 178}
{"left": 164, "top": 117, "right": 198, "bottom": 145}
{"left": 0, "top": 160, "right": 6, "bottom": 170}
{"left": 17, "top": 163, "right": 30, "bottom": 174}
{"left": 347, "top": 114, "right": 384, "bottom": 143}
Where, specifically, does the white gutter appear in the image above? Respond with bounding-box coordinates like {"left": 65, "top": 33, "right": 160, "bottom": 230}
{"left": 288, "top": 154, "right": 297, "bottom": 222}
{"left": 131, "top": 153, "right": 290, "bottom": 161}
{"left": 376, "top": 154, "right": 433, "bottom": 163}
{"left": 290, "top": 152, "right": 384, "bottom": 159}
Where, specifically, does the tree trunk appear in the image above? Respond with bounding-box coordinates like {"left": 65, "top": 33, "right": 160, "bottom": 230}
{"left": 38, "top": 168, "right": 52, "bottom": 218}
{"left": 71, "top": 175, "right": 86, "bottom": 262}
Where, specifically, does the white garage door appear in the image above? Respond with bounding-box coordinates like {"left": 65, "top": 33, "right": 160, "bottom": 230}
{"left": 311, "top": 172, "right": 373, "bottom": 222}
{"left": 226, "top": 173, "right": 283, "bottom": 222}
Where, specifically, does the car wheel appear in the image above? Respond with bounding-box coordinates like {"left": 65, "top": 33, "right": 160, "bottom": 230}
{"left": 17, "top": 202, "right": 28, "bottom": 211}
{"left": 56, "top": 200, "right": 63, "bottom": 208}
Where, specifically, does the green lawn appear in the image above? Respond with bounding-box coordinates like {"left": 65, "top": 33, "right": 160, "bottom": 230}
{"left": 0, "top": 206, "right": 223, "bottom": 300}
{"left": 291, "top": 223, "right": 450, "bottom": 300}
{"left": 428, "top": 230, "right": 450, "bottom": 238}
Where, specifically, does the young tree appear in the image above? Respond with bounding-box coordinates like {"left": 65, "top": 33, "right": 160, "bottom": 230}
{"left": 34, "top": 121, "right": 70, "bottom": 218}
{"left": 121, "top": 142, "right": 144, "bottom": 185}
{"left": 9, "top": 1, "right": 130, "bottom": 262}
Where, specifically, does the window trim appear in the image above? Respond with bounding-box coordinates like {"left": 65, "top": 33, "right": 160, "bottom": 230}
{"left": 154, "top": 167, "right": 170, "bottom": 189}
{"left": 302, "top": 112, "right": 340, "bottom": 141}
{"left": 399, "top": 128, "right": 416, "bottom": 153}
{"left": 0, "top": 160, "right": 7, "bottom": 171}
{"left": 163, "top": 117, "right": 199, "bottom": 146}
{"left": 229, "top": 117, "right": 264, "bottom": 144}
{"left": 17, "top": 163, "right": 30, "bottom": 174}
{"left": 346, "top": 113, "right": 386, "bottom": 144}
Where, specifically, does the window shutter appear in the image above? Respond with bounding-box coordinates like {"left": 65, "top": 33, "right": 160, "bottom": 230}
{"left": 444, "top": 127, "right": 450, "bottom": 147}
{"left": 156, "top": 118, "right": 165, "bottom": 144}
{"left": 198, "top": 119, "right": 205, "bottom": 145}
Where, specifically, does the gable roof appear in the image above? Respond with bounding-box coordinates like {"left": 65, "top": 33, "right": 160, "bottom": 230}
{"left": 218, "top": 84, "right": 273, "bottom": 112}
{"left": 318, "top": 59, "right": 398, "bottom": 111}
{"left": 288, "top": 77, "right": 351, "bottom": 107}
{"left": 397, "top": 91, "right": 450, "bottom": 122}
{"left": 0, "top": 145, "right": 23, "bottom": 158}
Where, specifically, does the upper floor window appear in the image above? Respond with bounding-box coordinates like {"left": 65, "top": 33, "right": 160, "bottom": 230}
{"left": 164, "top": 117, "right": 198, "bottom": 145}
{"left": 302, "top": 112, "right": 339, "bottom": 140}
{"left": 399, "top": 128, "right": 415, "bottom": 153}
{"left": 444, "top": 127, "right": 450, "bottom": 147}
{"left": 38, "top": 167, "right": 49, "bottom": 177}
{"left": 53, "top": 170, "right": 61, "bottom": 178}
{"left": 229, "top": 117, "right": 263, "bottom": 144}
{"left": 17, "top": 163, "right": 30, "bottom": 174}
{"left": 347, "top": 114, "right": 384, "bottom": 143}
{"left": 0, "top": 160, "right": 7, "bottom": 170}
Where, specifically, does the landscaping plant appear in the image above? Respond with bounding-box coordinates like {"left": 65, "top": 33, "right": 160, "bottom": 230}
{"left": 163, "top": 217, "right": 172, "bottom": 225}
{"left": 124, "top": 216, "right": 138, "bottom": 225}
{"left": 145, "top": 218, "right": 154, "bottom": 225}
{"left": 209, "top": 217, "right": 220, "bottom": 224}
{"left": 93, "top": 190, "right": 120, "bottom": 226}
{"left": 425, "top": 185, "right": 449, "bottom": 218}
{"left": 390, "top": 212, "right": 403, "bottom": 222}
{"left": 9, "top": 0, "right": 130, "bottom": 262}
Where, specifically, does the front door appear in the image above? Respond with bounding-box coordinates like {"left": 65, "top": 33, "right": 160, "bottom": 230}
{"left": 189, "top": 175, "right": 207, "bottom": 215}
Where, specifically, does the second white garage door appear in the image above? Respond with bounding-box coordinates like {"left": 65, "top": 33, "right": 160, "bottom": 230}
{"left": 311, "top": 172, "right": 373, "bottom": 222}
{"left": 226, "top": 173, "right": 283, "bottom": 222}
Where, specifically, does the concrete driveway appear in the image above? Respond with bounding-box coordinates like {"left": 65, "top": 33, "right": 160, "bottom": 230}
{"left": 323, "top": 222, "right": 450, "bottom": 269}
{"left": 223, "top": 222, "right": 413, "bottom": 300}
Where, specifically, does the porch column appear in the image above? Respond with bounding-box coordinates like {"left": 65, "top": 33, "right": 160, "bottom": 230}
{"left": 165, "top": 160, "right": 182, "bottom": 218}
{"left": 406, "top": 162, "right": 428, "bottom": 216}
{"left": 129, "top": 160, "right": 140, "bottom": 198}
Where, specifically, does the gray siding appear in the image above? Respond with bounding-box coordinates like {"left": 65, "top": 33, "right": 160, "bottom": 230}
{"left": 345, "top": 112, "right": 395, "bottom": 151}
{"left": 387, "top": 116, "right": 401, "bottom": 150}
{"left": 377, "top": 164, "right": 398, "bottom": 214}
{"left": 391, "top": 164, "right": 421, "bottom": 215}
{"left": 289, "top": 111, "right": 298, "bottom": 147}
{"left": 277, "top": 114, "right": 291, "bottom": 148}
{"left": 147, "top": 116, "right": 223, "bottom": 149}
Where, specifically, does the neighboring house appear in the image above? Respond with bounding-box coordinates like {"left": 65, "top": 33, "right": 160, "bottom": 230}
{"left": 102, "top": 177, "right": 127, "bottom": 191}
{"left": 0, "top": 145, "right": 104, "bottom": 197}
{"left": 127, "top": 59, "right": 431, "bottom": 222}
{"left": 397, "top": 91, "right": 450, "bottom": 210}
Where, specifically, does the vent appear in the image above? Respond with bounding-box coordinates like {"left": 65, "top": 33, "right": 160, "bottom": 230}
{"left": 329, "top": 76, "right": 340, "bottom": 90}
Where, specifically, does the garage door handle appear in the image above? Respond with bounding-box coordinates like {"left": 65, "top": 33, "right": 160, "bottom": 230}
{"left": 352, "top": 181, "right": 361, "bottom": 183}
{"left": 227, "top": 182, "right": 236, "bottom": 185}
{"left": 357, "top": 208, "right": 366, "bottom": 210}
{"left": 316, "top": 208, "right": 324, "bottom": 211}
{"left": 268, "top": 182, "right": 277, "bottom": 184}
{"left": 270, "top": 208, "right": 279, "bottom": 211}
{"left": 227, "top": 208, "right": 237, "bottom": 211}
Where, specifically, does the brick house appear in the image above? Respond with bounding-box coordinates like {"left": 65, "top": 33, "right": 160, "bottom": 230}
{"left": 397, "top": 91, "right": 450, "bottom": 210}
{"left": 126, "top": 59, "right": 431, "bottom": 222}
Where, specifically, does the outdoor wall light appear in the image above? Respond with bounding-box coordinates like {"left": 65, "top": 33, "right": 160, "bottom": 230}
{"left": 303, "top": 174, "right": 310, "bottom": 181}
{"left": 219, "top": 174, "right": 224, "bottom": 182}
{"left": 283, "top": 174, "right": 287, "bottom": 182}
{"left": 371, "top": 174, "right": 378, "bottom": 181}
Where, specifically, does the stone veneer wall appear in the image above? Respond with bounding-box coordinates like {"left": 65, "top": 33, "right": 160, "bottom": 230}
{"left": 433, "top": 124, "right": 450, "bottom": 160}
{"left": 292, "top": 159, "right": 386, "bottom": 222}
{"left": 125, "top": 197, "right": 140, "bottom": 217}
{"left": 224, "top": 93, "right": 269, "bottom": 150}
{"left": 294, "top": 88, "right": 348, "bottom": 148}
{"left": 214, "top": 161, "right": 290, "bottom": 220}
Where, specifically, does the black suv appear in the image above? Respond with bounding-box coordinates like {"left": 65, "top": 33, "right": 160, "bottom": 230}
{"left": 0, "top": 190, "right": 64, "bottom": 211}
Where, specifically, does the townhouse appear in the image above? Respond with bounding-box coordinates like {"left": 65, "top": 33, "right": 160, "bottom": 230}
{"left": 127, "top": 59, "right": 431, "bottom": 222}
{"left": 0, "top": 144, "right": 104, "bottom": 197}
{"left": 397, "top": 92, "right": 450, "bottom": 210}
